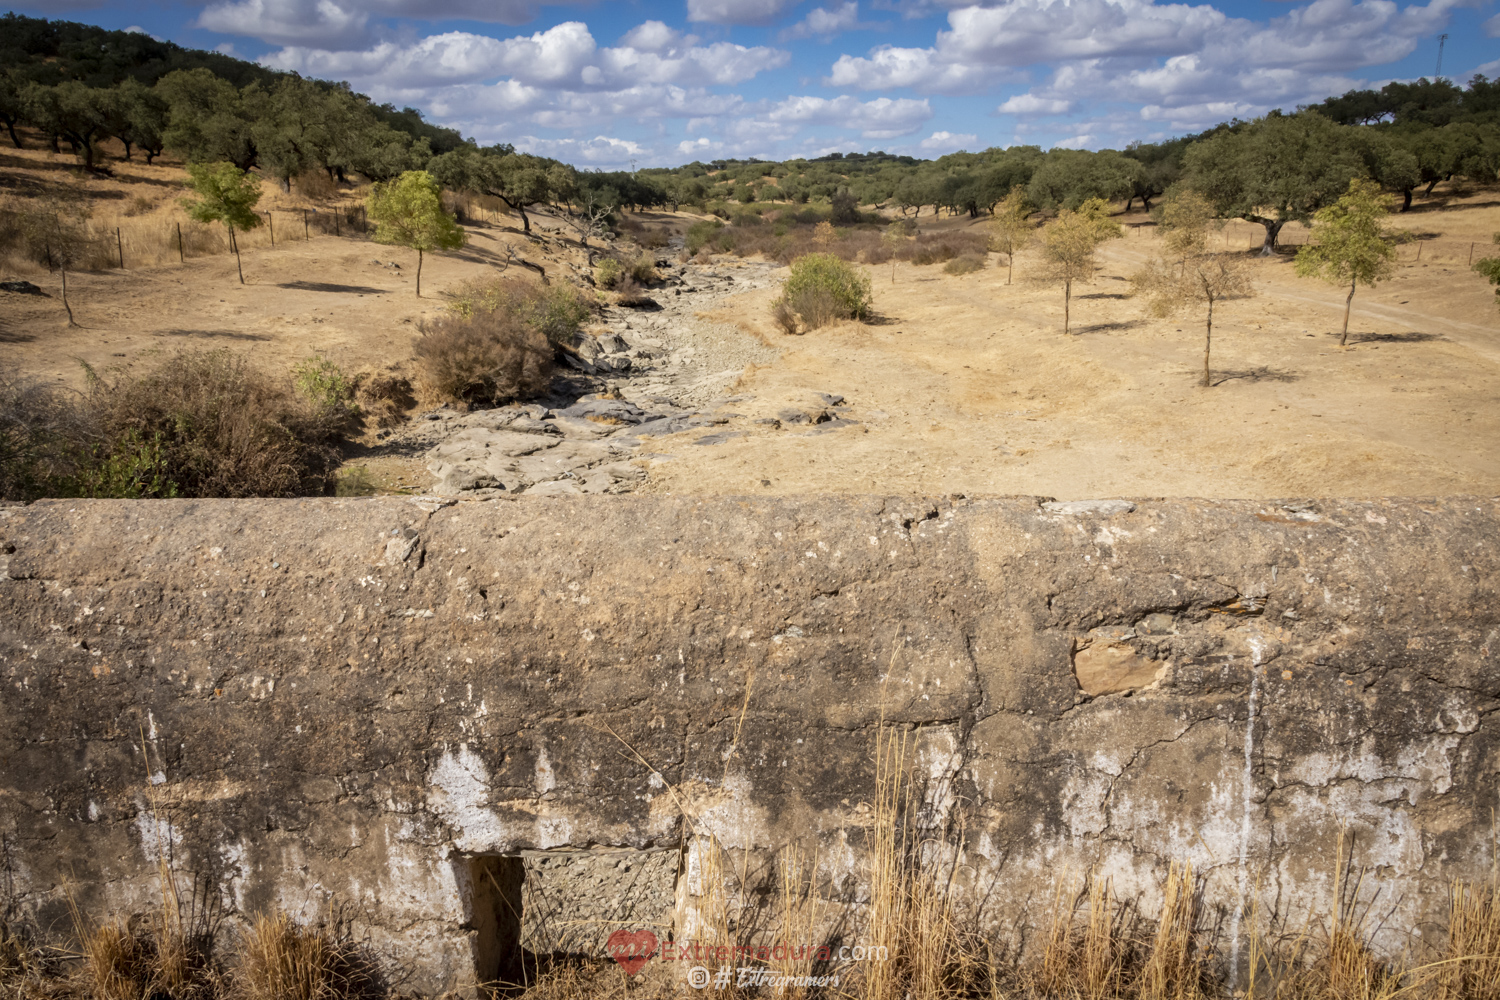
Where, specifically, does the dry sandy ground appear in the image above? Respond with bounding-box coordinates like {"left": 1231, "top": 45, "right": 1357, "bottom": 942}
{"left": 3, "top": 140, "right": 1498, "bottom": 499}
{"left": 635, "top": 201, "right": 1500, "bottom": 499}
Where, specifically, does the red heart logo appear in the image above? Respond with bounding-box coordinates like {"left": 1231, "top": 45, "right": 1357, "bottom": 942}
{"left": 606, "top": 929, "right": 659, "bottom": 975}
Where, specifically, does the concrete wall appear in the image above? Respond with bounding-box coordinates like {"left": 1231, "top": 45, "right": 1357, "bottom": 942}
{"left": 1, "top": 496, "right": 1496, "bottom": 995}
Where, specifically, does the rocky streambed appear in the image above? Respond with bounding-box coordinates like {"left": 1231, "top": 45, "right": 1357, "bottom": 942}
{"left": 382, "top": 256, "right": 861, "bottom": 498}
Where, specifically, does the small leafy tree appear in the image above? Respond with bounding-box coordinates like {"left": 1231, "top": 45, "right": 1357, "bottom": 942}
{"left": 182, "top": 162, "right": 263, "bottom": 284}
{"left": 1134, "top": 190, "right": 1253, "bottom": 386}
{"left": 367, "top": 170, "right": 466, "bottom": 296}
{"left": 1039, "top": 197, "right": 1122, "bottom": 334}
{"left": 1470, "top": 232, "right": 1500, "bottom": 309}
{"left": 1294, "top": 178, "right": 1397, "bottom": 346}
{"left": 987, "top": 186, "right": 1033, "bottom": 285}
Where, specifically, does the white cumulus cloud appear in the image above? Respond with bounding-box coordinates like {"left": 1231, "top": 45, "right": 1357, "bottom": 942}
{"left": 997, "top": 93, "right": 1072, "bottom": 115}
{"left": 781, "top": 2, "right": 862, "bottom": 40}
{"left": 919, "top": 130, "right": 977, "bottom": 150}
{"left": 686, "top": 0, "right": 800, "bottom": 25}
{"left": 262, "top": 23, "right": 787, "bottom": 91}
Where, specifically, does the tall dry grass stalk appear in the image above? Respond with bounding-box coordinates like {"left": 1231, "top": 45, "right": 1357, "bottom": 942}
{"left": 1140, "top": 862, "right": 1203, "bottom": 1000}
{"left": 771, "top": 844, "right": 825, "bottom": 998}
{"left": 1324, "top": 830, "right": 1391, "bottom": 1000}
{"left": 863, "top": 720, "right": 910, "bottom": 1000}
{"left": 1438, "top": 873, "right": 1500, "bottom": 1000}
{"left": 240, "top": 912, "right": 359, "bottom": 1000}
{"left": 862, "top": 717, "right": 972, "bottom": 1000}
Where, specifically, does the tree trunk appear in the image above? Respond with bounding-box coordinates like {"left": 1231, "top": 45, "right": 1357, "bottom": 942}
{"left": 503, "top": 197, "right": 532, "bottom": 233}
{"left": 416, "top": 248, "right": 423, "bottom": 297}
{"left": 1340, "top": 279, "right": 1355, "bottom": 346}
{"left": 229, "top": 223, "right": 244, "bottom": 284}
{"left": 1124, "top": 197, "right": 1134, "bottom": 212}
{"left": 3, "top": 119, "right": 21, "bottom": 149}
{"left": 61, "top": 267, "right": 75, "bottom": 327}
{"left": 1424, "top": 179, "right": 1439, "bottom": 195}
{"left": 49, "top": 134, "right": 60, "bottom": 154}
{"left": 145, "top": 149, "right": 157, "bottom": 165}
{"left": 1141, "top": 194, "right": 1154, "bottom": 212}
{"left": 1007, "top": 254, "right": 1014, "bottom": 286}
{"left": 1202, "top": 296, "right": 1214, "bottom": 387}
{"left": 121, "top": 139, "right": 133, "bottom": 160}
{"left": 1401, "top": 188, "right": 1413, "bottom": 212}
{"left": 1259, "top": 218, "right": 1285, "bottom": 256}
{"left": 1064, "top": 278, "right": 1071, "bottom": 334}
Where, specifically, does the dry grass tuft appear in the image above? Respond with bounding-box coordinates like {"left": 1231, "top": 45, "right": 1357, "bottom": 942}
{"left": 78, "top": 922, "right": 151, "bottom": 1000}
{"left": 1439, "top": 873, "right": 1500, "bottom": 1000}
{"left": 239, "top": 912, "right": 363, "bottom": 1000}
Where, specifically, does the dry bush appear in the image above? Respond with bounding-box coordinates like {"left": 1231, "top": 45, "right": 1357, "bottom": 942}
{"left": 240, "top": 913, "right": 365, "bottom": 1000}
{"left": 0, "top": 367, "right": 90, "bottom": 502}
{"left": 772, "top": 300, "right": 799, "bottom": 335}
{"left": 79, "top": 350, "right": 348, "bottom": 498}
{"left": 294, "top": 170, "right": 339, "bottom": 201}
{"left": 911, "top": 243, "right": 958, "bottom": 265}
{"left": 614, "top": 275, "right": 658, "bottom": 307}
{"left": 639, "top": 228, "right": 669, "bottom": 249}
{"left": 356, "top": 370, "right": 416, "bottom": 429}
{"left": 944, "top": 254, "right": 986, "bottom": 275}
{"left": 122, "top": 195, "right": 157, "bottom": 217}
{"left": 414, "top": 308, "right": 553, "bottom": 406}
{"left": 785, "top": 285, "right": 842, "bottom": 330}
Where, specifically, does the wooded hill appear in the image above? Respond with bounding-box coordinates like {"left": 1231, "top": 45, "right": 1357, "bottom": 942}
{"left": 3, "top": 13, "right": 1498, "bottom": 250}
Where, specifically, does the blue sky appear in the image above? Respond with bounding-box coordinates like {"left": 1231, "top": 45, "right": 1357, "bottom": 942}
{"left": 13, "top": 0, "right": 1500, "bottom": 167}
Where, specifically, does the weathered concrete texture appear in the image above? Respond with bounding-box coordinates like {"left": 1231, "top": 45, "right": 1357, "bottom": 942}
{"left": 1, "top": 496, "right": 1497, "bottom": 995}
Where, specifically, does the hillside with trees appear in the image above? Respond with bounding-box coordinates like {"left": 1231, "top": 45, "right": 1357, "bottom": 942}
{"left": 0, "top": 12, "right": 1497, "bottom": 248}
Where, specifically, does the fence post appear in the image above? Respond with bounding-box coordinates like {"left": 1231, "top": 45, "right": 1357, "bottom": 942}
{"left": 304, "top": 209, "right": 309, "bottom": 241}
{"left": 335, "top": 211, "right": 340, "bottom": 237}
{"left": 177, "top": 222, "right": 184, "bottom": 263}
{"left": 1469, "top": 242, "right": 1475, "bottom": 265}
{"left": 1416, "top": 240, "right": 1422, "bottom": 261}
{"left": 116, "top": 227, "right": 123, "bottom": 269}
{"left": 267, "top": 212, "right": 275, "bottom": 247}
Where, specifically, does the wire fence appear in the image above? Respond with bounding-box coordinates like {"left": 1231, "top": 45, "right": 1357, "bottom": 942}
{"left": 0, "top": 189, "right": 523, "bottom": 275}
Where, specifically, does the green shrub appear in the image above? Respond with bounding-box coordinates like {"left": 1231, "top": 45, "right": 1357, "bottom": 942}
{"left": 777, "top": 252, "right": 872, "bottom": 329}
{"left": 595, "top": 257, "right": 623, "bottom": 289}
{"left": 943, "top": 254, "right": 986, "bottom": 275}
{"left": 627, "top": 253, "right": 658, "bottom": 284}
{"left": 292, "top": 357, "right": 361, "bottom": 430}
{"left": 447, "top": 276, "right": 591, "bottom": 345}
{"left": 335, "top": 465, "right": 378, "bottom": 496}
{"left": 686, "top": 220, "right": 725, "bottom": 255}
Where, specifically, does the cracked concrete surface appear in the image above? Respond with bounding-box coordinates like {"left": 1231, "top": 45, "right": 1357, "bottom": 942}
{"left": 1, "top": 495, "right": 1496, "bottom": 994}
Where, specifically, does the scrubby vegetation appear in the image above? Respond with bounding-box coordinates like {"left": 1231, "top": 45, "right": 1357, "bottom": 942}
{"left": 775, "top": 252, "right": 873, "bottom": 332}
{"left": 0, "top": 351, "right": 355, "bottom": 501}
{"left": 416, "top": 276, "right": 590, "bottom": 406}
{"left": 3, "top": 13, "right": 1497, "bottom": 272}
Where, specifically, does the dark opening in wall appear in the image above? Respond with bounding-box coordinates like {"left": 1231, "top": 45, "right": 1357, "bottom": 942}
{"left": 464, "top": 848, "right": 679, "bottom": 988}
{"left": 468, "top": 856, "right": 525, "bottom": 987}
